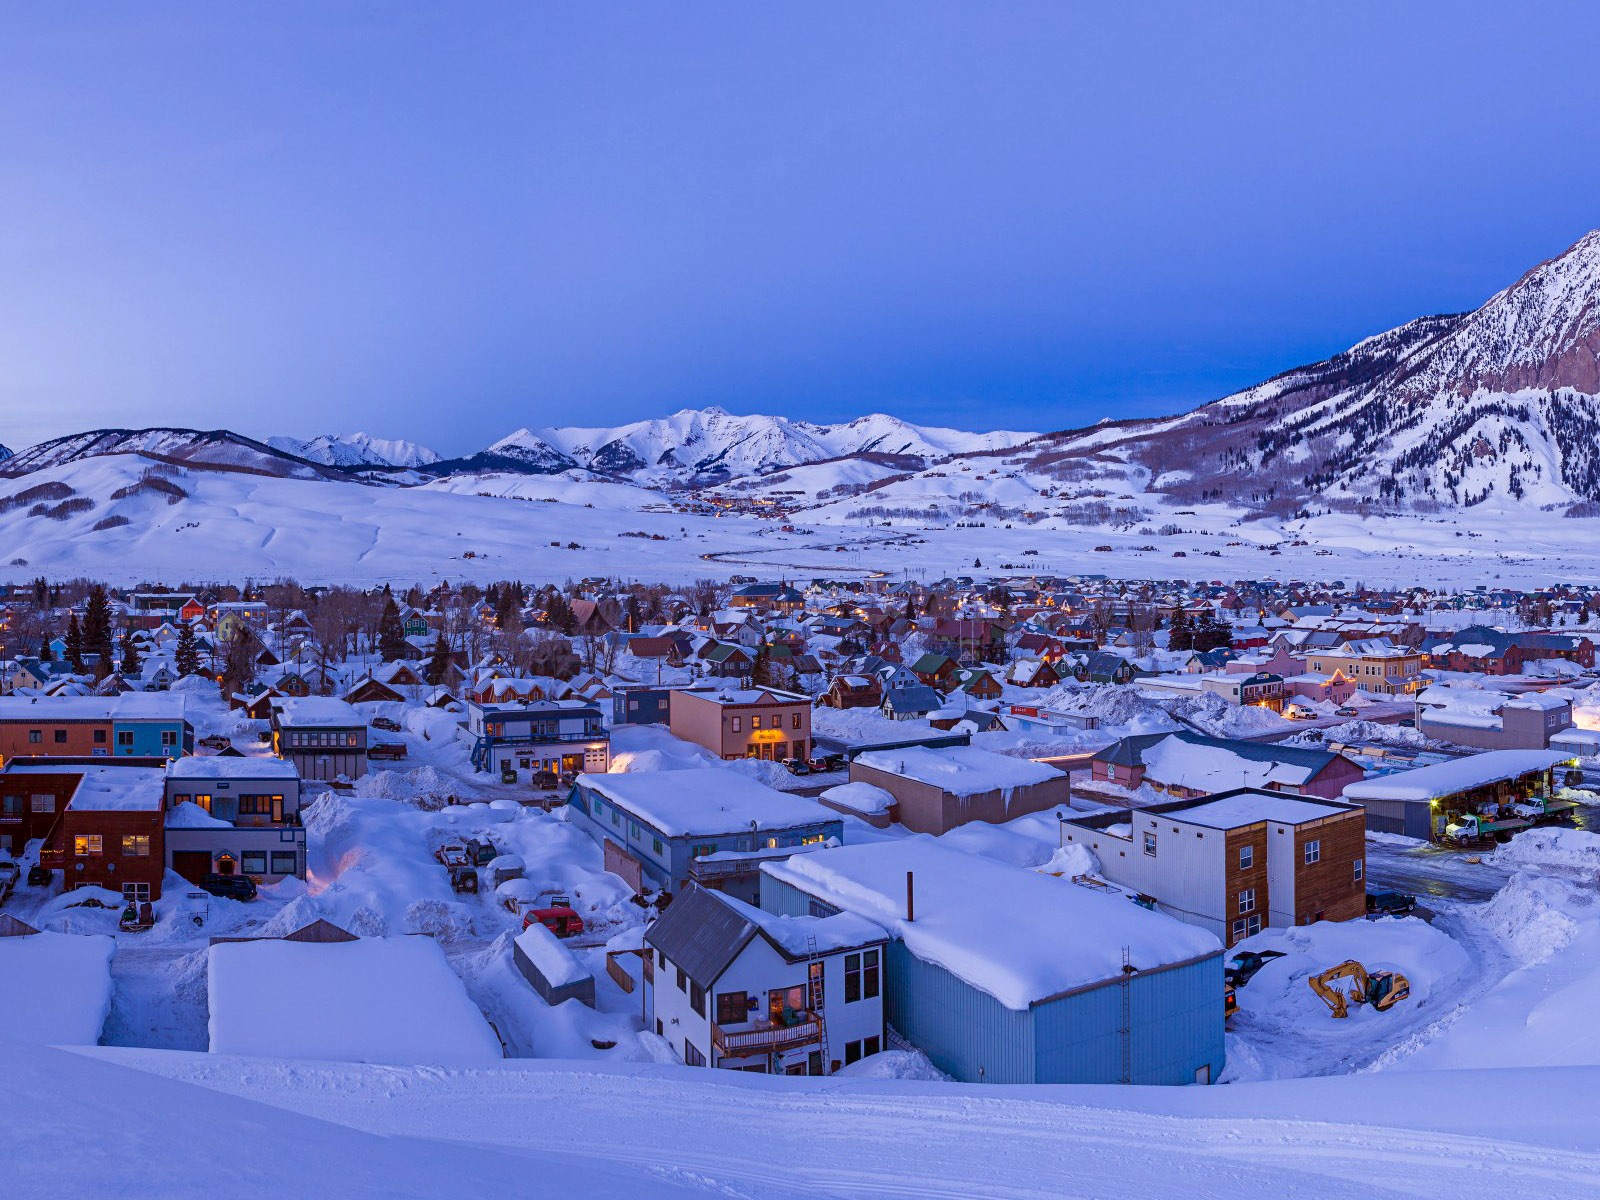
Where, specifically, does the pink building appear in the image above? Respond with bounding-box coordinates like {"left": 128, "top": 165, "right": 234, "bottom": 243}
{"left": 668, "top": 686, "right": 812, "bottom": 762}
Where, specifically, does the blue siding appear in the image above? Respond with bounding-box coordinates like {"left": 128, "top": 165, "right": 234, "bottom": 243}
{"left": 885, "top": 941, "right": 1035, "bottom": 1084}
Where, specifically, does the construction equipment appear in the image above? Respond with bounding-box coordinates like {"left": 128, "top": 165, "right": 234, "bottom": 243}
{"left": 1308, "top": 959, "right": 1410, "bottom": 1018}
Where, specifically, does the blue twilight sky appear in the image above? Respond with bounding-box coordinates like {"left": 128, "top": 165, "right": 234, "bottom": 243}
{"left": 2, "top": 2, "right": 1599, "bottom": 456}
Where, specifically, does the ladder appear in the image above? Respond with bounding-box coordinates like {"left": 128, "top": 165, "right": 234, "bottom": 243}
{"left": 806, "top": 933, "right": 832, "bottom": 1074}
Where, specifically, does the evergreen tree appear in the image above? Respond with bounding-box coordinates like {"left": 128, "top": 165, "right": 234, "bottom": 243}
{"left": 749, "top": 641, "right": 776, "bottom": 689}
{"left": 175, "top": 622, "right": 201, "bottom": 677}
{"left": 426, "top": 633, "right": 453, "bottom": 686}
{"left": 120, "top": 629, "right": 142, "bottom": 678}
{"left": 377, "top": 595, "right": 408, "bottom": 660}
{"left": 65, "top": 611, "right": 85, "bottom": 672}
{"left": 904, "top": 597, "right": 917, "bottom": 621}
{"left": 84, "top": 584, "right": 114, "bottom": 669}
{"left": 1167, "top": 608, "right": 1194, "bottom": 652}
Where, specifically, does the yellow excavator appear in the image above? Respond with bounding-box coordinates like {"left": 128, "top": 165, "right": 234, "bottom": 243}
{"left": 1308, "top": 960, "right": 1410, "bottom": 1018}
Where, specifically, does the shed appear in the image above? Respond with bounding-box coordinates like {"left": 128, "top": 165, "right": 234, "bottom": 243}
{"left": 513, "top": 922, "right": 596, "bottom": 1008}
{"left": 1341, "top": 749, "right": 1566, "bottom": 840}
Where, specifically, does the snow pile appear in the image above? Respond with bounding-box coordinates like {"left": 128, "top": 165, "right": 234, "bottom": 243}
{"left": 0, "top": 932, "right": 115, "bottom": 1045}
{"left": 208, "top": 936, "right": 504, "bottom": 1065}
{"left": 1287, "top": 720, "right": 1432, "bottom": 750}
{"left": 1168, "top": 691, "right": 1289, "bottom": 738}
{"left": 1478, "top": 873, "right": 1587, "bottom": 966}
{"left": 514, "top": 921, "right": 591, "bottom": 989}
{"left": 166, "top": 800, "right": 233, "bottom": 828}
{"left": 820, "top": 781, "right": 895, "bottom": 815}
{"left": 349, "top": 764, "right": 473, "bottom": 807}
{"left": 833, "top": 1047, "right": 951, "bottom": 1081}
{"left": 726, "top": 756, "right": 799, "bottom": 790}
{"left": 1492, "top": 826, "right": 1600, "bottom": 874}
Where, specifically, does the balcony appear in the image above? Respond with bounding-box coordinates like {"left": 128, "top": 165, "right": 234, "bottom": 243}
{"left": 712, "top": 1015, "right": 823, "bottom": 1057}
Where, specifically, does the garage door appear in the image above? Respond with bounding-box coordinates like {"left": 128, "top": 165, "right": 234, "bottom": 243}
{"left": 172, "top": 850, "right": 212, "bottom": 884}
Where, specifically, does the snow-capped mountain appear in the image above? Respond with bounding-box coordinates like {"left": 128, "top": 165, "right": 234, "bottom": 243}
{"left": 486, "top": 408, "right": 1037, "bottom": 481}
{"left": 268, "top": 432, "right": 441, "bottom": 470}
{"left": 1037, "top": 228, "right": 1600, "bottom": 512}
{"left": 0, "top": 442, "right": 11, "bottom": 463}
{"left": 0, "top": 428, "right": 341, "bottom": 480}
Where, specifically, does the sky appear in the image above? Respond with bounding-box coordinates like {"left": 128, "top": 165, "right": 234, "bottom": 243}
{"left": 2, "top": 2, "right": 1599, "bottom": 456}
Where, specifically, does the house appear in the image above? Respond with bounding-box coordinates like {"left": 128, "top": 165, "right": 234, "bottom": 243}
{"left": 878, "top": 684, "right": 944, "bottom": 721}
{"left": 1421, "top": 625, "right": 1596, "bottom": 675}
{"left": 1342, "top": 749, "right": 1567, "bottom": 841}
{"left": 1199, "top": 671, "right": 1286, "bottom": 712}
{"left": 1415, "top": 685, "right": 1573, "bottom": 750}
{"left": 271, "top": 697, "right": 368, "bottom": 782}
{"left": 1062, "top": 789, "right": 1367, "bottom": 948}
{"left": 1090, "top": 732, "right": 1364, "bottom": 800}
{"left": 1303, "top": 640, "right": 1425, "bottom": 697}
{"left": 462, "top": 699, "right": 610, "bottom": 777}
{"left": 21, "top": 760, "right": 170, "bottom": 901}
{"left": 909, "top": 653, "right": 958, "bottom": 690}
{"left": 928, "top": 618, "right": 1007, "bottom": 661}
{"left": 644, "top": 883, "right": 889, "bottom": 1074}
{"left": 950, "top": 668, "right": 1003, "bottom": 700}
{"left": 163, "top": 757, "right": 306, "bottom": 885}
{"left": 1080, "top": 652, "right": 1138, "bottom": 685}
{"left": 1005, "top": 658, "right": 1060, "bottom": 689}
{"left": 0, "top": 694, "right": 193, "bottom": 762}
{"left": 612, "top": 684, "right": 673, "bottom": 726}
{"left": 566, "top": 767, "right": 843, "bottom": 903}
{"left": 821, "top": 675, "right": 883, "bottom": 710}
{"left": 847, "top": 746, "right": 1068, "bottom": 835}
{"left": 728, "top": 582, "right": 805, "bottom": 612}
{"left": 761, "top": 839, "right": 1225, "bottom": 1085}
{"left": 669, "top": 686, "right": 812, "bottom": 763}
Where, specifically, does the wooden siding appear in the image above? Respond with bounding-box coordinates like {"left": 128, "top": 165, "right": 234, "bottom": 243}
{"left": 1223, "top": 826, "right": 1270, "bottom": 948}
{"left": 1290, "top": 810, "right": 1366, "bottom": 924}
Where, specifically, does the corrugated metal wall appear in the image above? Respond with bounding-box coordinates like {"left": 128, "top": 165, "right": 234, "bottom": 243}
{"left": 886, "top": 942, "right": 1036, "bottom": 1084}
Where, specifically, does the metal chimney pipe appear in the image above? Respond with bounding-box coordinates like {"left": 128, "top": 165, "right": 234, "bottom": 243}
{"left": 905, "top": 870, "right": 914, "bottom": 922}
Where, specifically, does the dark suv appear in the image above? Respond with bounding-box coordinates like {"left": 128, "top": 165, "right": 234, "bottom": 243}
{"left": 199, "top": 873, "right": 258, "bottom": 901}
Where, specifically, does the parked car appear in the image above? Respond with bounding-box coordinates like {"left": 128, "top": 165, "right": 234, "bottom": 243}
{"left": 1336, "top": 706, "right": 1360, "bottom": 717}
{"left": 0, "top": 860, "right": 18, "bottom": 898}
{"left": 198, "top": 873, "right": 258, "bottom": 901}
{"left": 781, "top": 757, "right": 812, "bottom": 776}
{"left": 530, "top": 770, "right": 560, "bottom": 790}
{"left": 523, "top": 905, "right": 585, "bottom": 939}
{"left": 1366, "top": 890, "right": 1417, "bottom": 917}
{"left": 1283, "top": 704, "right": 1314, "bottom": 720}
{"left": 371, "top": 716, "right": 403, "bottom": 732}
{"left": 27, "top": 864, "right": 52, "bottom": 887}
{"left": 198, "top": 734, "right": 232, "bottom": 751}
{"left": 370, "top": 742, "right": 408, "bottom": 761}
{"left": 1224, "top": 949, "right": 1286, "bottom": 987}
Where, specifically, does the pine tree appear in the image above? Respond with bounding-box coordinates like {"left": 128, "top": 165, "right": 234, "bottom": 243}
{"left": 84, "top": 584, "right": 113, "bottom": 661}
{"left": 175, "top": 622, "right": 201, "bottom": 677}
{"left": 426, "top": 633, "right": 453, "bottom": 686}
{"left": 1168, "top": 608, "right": 1193, "bottom": 652}
{"left": 377, "top": 595, "right": 408, "bottom": 660}
{"left": 120, "top": 629, "right": 142, "bottom": 678}
{"left": 65, "top": 611, "right": 85, "bottom": 672}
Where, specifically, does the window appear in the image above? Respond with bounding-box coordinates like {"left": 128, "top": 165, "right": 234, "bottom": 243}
{"left": 239, "top": 794, "right": 271, "bottom": 814}
{"left": 116, "top": 730, "right": 134, "bottom": 747}
{"left": 73, "top": 834, "right": 103, "bottom": 856}
{"left": 676, "top": 967, "right": 687, "bottom": 993}
{"left": 611, "top": 809, "right": 620, "bottom": 827}
{"left": 1143, "top": 831, "right": 1157, "bottom": 857}
{"left": 93, "top": 729, "right": 107, "bottom": 744}
{"left": 54, "top": 729, "right": 68, "bottom": 744}
{"left": 689, "top": 982, "right": 706, "bottom": 1018}
{"left": 1238, "top": 888, "right": 1256, "bottom": 915}
{"left": 691, "top": 843, "right": 716, "bottom": 859}
{"left": 751, "top": 715, "right": 761, "bottom": 730}
{"left": 27, "top": 729, "right": 40, "bottom": 744}
{"left": 1303, "top": 839, "right": 1321, "bottom": 865}
{"left": 844, "top": 1039, "right": 863, "bottom": 1066}
{"left": 241, "top": 851, "right": 268, "bottom": 874}
{"left": 1232, "top": 914, "right": 1262, "bottom": 940}
{"left": 791, "top": 713, "right": 801, "bottom": 730}
{"left": 1, "top": 795, "right": 19, "bottom": 816}
{"left": 1238, "top": 845, "right": 1254, "bottom": 871}
{"left": 120, "top": 834, "right": 151, "bottom": 857}
{"left": 30, "top": 794, "right": 55, "bottom": 813}
{"left": 651, "top": 837, "right": 664, "bottom": 856}
{"left": 808, "top": 899, "right": 836, "bottom": 918}
{"left": 844, "top": 952, "right": 881, "bottom": 1002}
{"left": 731, "top": 716, "right": 742, "bottom": 733}
{"left": 715, "top": 991, "right": 748, "bottom": 1025}
{"left": 161, "top": 730, "right": 177, "bottom": 747}
{"left": 864, "top": 1035, "right": 880, "bottom": 1058}
{"left": 657, "top": 948, "right": 665, "bottom": 969}
{"left": 1353, "top": 858, "right": 1364, "bottom": 882}
{"left": 270, "top": 851, "right": 298, "bottom": 875}
{"left": 123, "top": 882, "right": 151, "bottom": 902}
{"left": 863, "top": 948, "right": 880, "bottom": 999}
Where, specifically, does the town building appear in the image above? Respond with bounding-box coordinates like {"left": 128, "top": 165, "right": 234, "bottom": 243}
{"left": 1090, "top": 732, "right": 1364, "bottom": 800}
{"left": 0, "top": 694, "right": 193, "bottom": 763}
{"left": 1303, "top": 640, "right": 1425, "bottom": 696}
{"left": 462, "top": 699, "right": 609, "bottom": 777}
{"left": 761, "top": 839, "right": 1225, "bottom": 1085}
{"left": 271, "top": 697, "right": 368, "bottom": 782}
{"left": 611, "top": 684, "right": 672, "bottom": 726}
{"left": 645, "top": 883, "right": 888, "bottom": 1074}
{"left": 846, "top": 745, "right": 1068, "bottom": 835}
{"left": 567, "top": 767, "right": 842, "bottom": 903}
{"left": 1415, "top": 685, "right": 1573, "bottom": 750}
{"left": 19, "top": 760, "right": 169, "bottom": 901}
{"left": 163, "top": 756, "right": 306, "bottom": 884}
{"left": 668, "top": 686, "right": 812, "bottom": 763}
{"left": 1342, "top": 749, "right": 1567, "bottom": 841}
{"left": 1062, "top": 789, "right": 1367, "bottom": 947}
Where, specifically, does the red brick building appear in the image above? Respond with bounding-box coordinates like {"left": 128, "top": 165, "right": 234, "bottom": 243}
{"left": 14, "top": 760, "right": 170, "bottom": 901}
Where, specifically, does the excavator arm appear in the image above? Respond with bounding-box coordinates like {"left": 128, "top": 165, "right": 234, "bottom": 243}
{"left": 1308, "top": 960, "right": 1369, "bottom": 1019}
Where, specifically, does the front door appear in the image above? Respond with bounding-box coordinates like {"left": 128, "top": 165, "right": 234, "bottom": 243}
{"left": 271, "top": 796, "right": 284, "bottom": 823}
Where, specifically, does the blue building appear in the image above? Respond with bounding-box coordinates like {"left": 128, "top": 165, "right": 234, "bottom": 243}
{"left": 612, "top": 684, "right": 671, "bottom": 727}
{"left": 111, "top": 694, "right": 194, "bottom": 760}
{"left": 567, "top": 767, "right": 842, "bottom": 903}
{"left": 761, "top": 838, "right": 1225, "bottom": 1085}
{"left": 462, "top": 699, "right": 609, "bottom": 777}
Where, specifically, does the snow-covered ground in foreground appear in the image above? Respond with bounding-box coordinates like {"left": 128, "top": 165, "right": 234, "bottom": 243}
{"left": 51, "top": 1044, "right": 1600, "bottom": 1199}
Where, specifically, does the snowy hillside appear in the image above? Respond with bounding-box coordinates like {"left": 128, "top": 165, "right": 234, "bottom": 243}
{"left": 269, "top": 432, "right": 441, "bottom": 469}
{"left": 0, "top": 428, "right": 341, "bottom": 480}
{"left": 488, "top": 407, "right": 1037, "bottom": 482}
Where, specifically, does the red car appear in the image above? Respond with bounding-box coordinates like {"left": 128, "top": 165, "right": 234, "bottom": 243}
{"left": 523, "top": 906, "right": 585, "bottom": 938}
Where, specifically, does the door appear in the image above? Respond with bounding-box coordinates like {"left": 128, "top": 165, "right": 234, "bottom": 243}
{"left": 172, "top": 850, "right": 213, "bottom": 884}
{"left": 768, "top": 985, "right": 806, "bottom": 1023}
{"left": 271, "top": 796, "right": 284, "bottom": 823}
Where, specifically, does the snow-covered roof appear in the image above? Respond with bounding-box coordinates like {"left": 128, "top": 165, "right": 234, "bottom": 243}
{"left": 513, "top": 922, "right": 590, "bottom": 990}
{"left": 166, "top": 800, "right": 234, "bottom": 828}
{"left": 168, "top": 755, "right": 299, "bottom": 780}
{"left": 0, "top": 931, "right": 114, "bottom": 1045}
{"left": 274, "top": 697, "right": 363, "bottom": 727}
{"left": 3, "top": 764, "right": 166, "bottom": 811}
{"left": 207, "top": 937, "right": 502, "bottom": 1066}
{"left": 717, "top": 889, "right": 887, "bottom": 959}
{"left": 1342, "top": 750, "right": 1566, "bottom": 803}
{"left": 819, "top": 780, "right": 896, "bottom": 815}
{"left": 1162, "top": 791, "right": 1352, "bottom": 829}
{"left": 764, "top": 838, "right": 1219, "bottom": 1010}
{"left": 853, "top": 746, "right": 1061, "bottom": 796}
{"left": 0, "top": 694, "right": 187, "bottom": 721}
{"left": 577, "top": 768, "right": 837, "bottom": 838}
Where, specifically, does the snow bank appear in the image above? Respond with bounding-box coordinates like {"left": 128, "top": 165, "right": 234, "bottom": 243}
{"left": 0, "top": 932, "right": 115, "bottom": 1045}
{"left": 1492, "top": 826, "right": 1600, "bottom": 873}
{"left": 819, "top": 780, "right": 895, "bottom": 815}
{"left": 833, "top": 1047, "right": 951, "bottom": 1081}
{"left": 208, "top": 936, "right": 503, "bottom": 1065}
{"left": 1478, "top": 873, "right": 1586, "bottom": 966}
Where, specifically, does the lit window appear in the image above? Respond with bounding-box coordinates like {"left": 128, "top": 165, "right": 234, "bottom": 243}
{"left": 73, "top": 834, "right": 103, "bottom": 856}
{"left": 120, "top": 835, "right": 150, "bottom": 857}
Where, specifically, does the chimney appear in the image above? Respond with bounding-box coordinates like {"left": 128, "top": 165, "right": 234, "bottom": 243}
{"left": 905, "top": 870, "right": 915, "bottom": 922}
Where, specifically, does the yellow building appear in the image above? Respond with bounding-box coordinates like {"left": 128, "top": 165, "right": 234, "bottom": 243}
{"left": 1306, "top": 639, "right": 1425, "bottom": 696}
